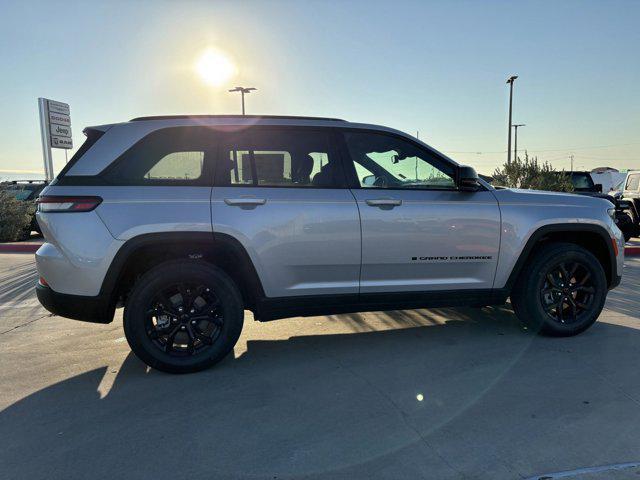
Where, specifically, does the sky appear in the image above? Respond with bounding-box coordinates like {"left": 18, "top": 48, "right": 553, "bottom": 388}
{"left": 0, "top": 0, "right": 638, "bottom": 178}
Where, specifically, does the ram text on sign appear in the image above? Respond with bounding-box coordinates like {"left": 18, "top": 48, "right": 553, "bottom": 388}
{"left": 51, "top": 136, "right": 73, "bottom": 149}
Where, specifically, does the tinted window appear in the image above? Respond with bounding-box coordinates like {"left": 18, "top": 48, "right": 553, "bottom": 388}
{"left": 571, "top": 173, "right": 594, "bottom": 189}
{"left": 217, "top": 129, "right": 342, "bottom": 188}
{"left": 103, "top": 127, "right": 214, "bottom": 185}
{"left": 343, "top": 131, "right": 456, "bottom": 190}
{"left": 626, "top": 174, "right": 640, "bottom": 191}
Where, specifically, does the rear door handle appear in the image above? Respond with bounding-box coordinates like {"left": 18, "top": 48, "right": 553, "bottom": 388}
{"left": 365, "top": 198, "right": 402, "bottom": 207}
{"left": 224, "top": 198, "right": 267, "bottom": 206}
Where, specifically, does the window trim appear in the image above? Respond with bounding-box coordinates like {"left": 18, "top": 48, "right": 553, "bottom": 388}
{"left": 212, "top": 126, "right": 350, "bottom": 190}
{"left": 335, "top": 127, "right": 477, "bottom": 192}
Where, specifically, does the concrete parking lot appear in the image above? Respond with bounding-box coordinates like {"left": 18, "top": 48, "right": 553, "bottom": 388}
{"left": 2, "top": 254, "right": 640, "bottom": 480}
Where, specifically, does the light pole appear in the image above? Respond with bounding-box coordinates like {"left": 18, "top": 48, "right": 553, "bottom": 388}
{"left": 512, "top": 123, "right": 525, "bottom": 161}
{"left": 506, "top": 75, "right": 518, "bottom": 164}
{"left": 228, "top": 86, "right": 256, "bottom": 115}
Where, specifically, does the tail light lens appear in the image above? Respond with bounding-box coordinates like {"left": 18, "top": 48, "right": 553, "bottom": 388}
{"left": 37, "top": 196, "right": 102, "bottom": 213}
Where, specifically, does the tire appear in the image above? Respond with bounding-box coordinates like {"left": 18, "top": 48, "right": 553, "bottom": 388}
{"left": 626, "top": 207, "right": 640, "bottom": 238}
{"left": 510, "top": 242, "right": 607, "bottom": 337}
{"left": 124, "top": 260, "right": 244, "bottom": 373}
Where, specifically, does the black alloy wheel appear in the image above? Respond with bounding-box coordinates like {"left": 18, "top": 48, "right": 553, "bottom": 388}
{"left": 124, "top": 260, "right": 244, "bottom": 373}
{"left": 540, "top": 261, "right": 596, "bottom": 325}
{"left": 511, "top": 242, "right": 607, "bottom": 337}
{"left": 146, "top": 283, "right": 224, "bottom": 356}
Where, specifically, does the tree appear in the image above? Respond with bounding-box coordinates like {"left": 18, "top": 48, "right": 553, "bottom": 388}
{"left": 0, "top": 190, "right": 35, "bottom": 242}
{"left": 492, "top": 152, "right": 573, "bottom": 191}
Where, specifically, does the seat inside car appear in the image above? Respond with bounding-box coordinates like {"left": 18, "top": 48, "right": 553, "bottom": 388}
{"left": 291, "top": 154, "right": 314, "bottom": 185}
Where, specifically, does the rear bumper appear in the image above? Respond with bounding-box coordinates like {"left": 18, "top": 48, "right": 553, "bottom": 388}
{"left": 36, "top": 283, "right": 114, "bottom": 324}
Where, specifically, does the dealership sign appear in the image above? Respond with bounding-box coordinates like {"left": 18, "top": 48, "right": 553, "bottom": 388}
{"left": 38, "top": 98, "right": 73, "bottom": 181}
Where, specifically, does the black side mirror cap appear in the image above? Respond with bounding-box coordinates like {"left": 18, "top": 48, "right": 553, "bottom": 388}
{"left": 458, "top": 165, "right": 480, "bottom": 192}
{"left": 594, "top": 183, "right": 603, "bottom": 193}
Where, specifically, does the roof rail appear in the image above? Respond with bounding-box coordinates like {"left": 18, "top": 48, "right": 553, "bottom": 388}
{"left": 129, "top": 114, "right": 346, "bottom": 122}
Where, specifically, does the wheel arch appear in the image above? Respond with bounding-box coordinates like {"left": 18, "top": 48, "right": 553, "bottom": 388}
{"left": 504, "top": 223, "right": 617, "bottom": 292}
{"left": 100, "top": 232, "right": 265, "bottom": 310}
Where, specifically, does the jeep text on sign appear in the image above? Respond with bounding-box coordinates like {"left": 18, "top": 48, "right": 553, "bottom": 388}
{"left": 50, "top": 123, "right": 72, "bottom": 138}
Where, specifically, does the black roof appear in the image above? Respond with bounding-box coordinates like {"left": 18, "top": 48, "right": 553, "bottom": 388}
{"left": 130, "top": 114, "right": 345, "bottom": 122}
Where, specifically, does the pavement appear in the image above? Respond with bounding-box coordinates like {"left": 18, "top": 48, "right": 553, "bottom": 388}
{"left": 2, "top": 254, "right": 640, "bottom": 480}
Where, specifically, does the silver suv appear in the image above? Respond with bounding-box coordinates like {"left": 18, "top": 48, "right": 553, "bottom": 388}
{"left": 35, "top": 115, "right": 625, "bottom": 373}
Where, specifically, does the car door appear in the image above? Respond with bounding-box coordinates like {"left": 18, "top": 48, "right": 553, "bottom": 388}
{"left": 210, "top": 126, "right": 361, "bottom": 298}
{"left": 339, "top": 129, "right": 501, "bottom": 294}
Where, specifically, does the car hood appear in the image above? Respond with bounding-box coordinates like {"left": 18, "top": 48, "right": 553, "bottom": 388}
{"left": 491, "top": 187, "right": 612, "bottom": 209}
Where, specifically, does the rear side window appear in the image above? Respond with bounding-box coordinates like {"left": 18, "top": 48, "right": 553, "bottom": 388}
{"left": 216, "top": 128, "right": 344, "bottom": 188}
{"left": 53, "top": 128, "right": 105, "bottom": 183}
{"left": 571, "top": 173, "right": 593, "bottom": 189}
{"left": 102, "top": 127, "right": 215, "bottom": 186}
{"left": 626, "top": 174, "right": 640, "bottom": 191}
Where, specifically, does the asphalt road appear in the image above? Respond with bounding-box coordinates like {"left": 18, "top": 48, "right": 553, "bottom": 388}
{"left": 2, "top": 253, "right": 640, "bottom": 480}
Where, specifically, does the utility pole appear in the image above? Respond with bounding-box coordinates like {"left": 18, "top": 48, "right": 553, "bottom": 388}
{"left": 512, "top": 123, "right": 525, "bottom": 161}
{"left": 570, "top": 154, "right": 574, "bottom": 172}
{"left": 506, "top": 75, "right": 518, "bottom": 164}
{"left": 228, "top": 86, "right": 257, "bottom": 115}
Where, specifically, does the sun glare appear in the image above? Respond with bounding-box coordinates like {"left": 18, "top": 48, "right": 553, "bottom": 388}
{"left": 196, "top": 48, "right": 236, "bottom": 87}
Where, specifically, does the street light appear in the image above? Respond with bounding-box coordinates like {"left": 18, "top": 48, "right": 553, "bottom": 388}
{"left": 228, "top": 86, "right": 256, "bottom": 115}
{"left": 512, "top": 123, "right": 525, "bottom": 161}
{"left": 506, "top": 75, "right": 518, "bottom": 164}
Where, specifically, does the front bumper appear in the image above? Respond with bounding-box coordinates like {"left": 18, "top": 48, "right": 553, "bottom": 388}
{"left": 36, "top": 283, "right": 114, "bottom": 324}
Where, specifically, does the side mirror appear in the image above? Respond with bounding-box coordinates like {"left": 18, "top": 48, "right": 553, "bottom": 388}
{"left": 594, "top": 183, "right": 603, "bottom": 193}
{"left": 458, "top": 165, "right": 480, "bottom": 192}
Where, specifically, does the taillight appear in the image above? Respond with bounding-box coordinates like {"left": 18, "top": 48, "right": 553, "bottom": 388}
{"left": 37, "top": 196, "right": 102, "bottom": 213}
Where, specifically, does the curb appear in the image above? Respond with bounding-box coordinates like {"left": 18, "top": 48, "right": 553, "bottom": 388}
{"left": 0, "top": 243, "right": 42, "bottom": 254}
{"left": 626, "top": 246, "right": 640, "bottom": 256}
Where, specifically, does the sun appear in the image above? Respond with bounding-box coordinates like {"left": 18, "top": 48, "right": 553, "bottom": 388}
{"left": 196, "top": 48, "right": 236, "bottom": 87}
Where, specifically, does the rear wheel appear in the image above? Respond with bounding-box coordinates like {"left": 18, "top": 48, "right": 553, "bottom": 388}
{"left": 511, "top": 243, "right": 607, "bottom": 336}
{"left": 124, "top": 260, "right": 244, "bottom": 373}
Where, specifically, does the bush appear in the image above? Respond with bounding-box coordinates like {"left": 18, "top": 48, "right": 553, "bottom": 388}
{"left": 0, "top": 190, "right": 36, "bottom": 242}
{"left": 492, "top": 152, "right": 573, "bottom": 192}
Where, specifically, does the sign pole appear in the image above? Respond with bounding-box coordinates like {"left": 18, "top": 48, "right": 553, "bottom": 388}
{"left": 38, "top": 98, "right": 54, "bottom": 182}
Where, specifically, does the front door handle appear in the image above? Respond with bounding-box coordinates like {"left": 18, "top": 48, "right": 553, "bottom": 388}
{"left": 365, "top": 198, "right": 402, "bottom": 207}
{"left": 224, "top": 198, "right": 267, "bottom": 206}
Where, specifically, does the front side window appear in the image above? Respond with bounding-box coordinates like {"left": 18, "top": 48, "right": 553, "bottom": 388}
{"left": 217, "top": 129, "right": 342, "bottom": 188}
{"left": 103, "top": 127, "right": 213, "bottom": 185}
{"left": 343, "top": 131, "right": 456, "bottom": 190}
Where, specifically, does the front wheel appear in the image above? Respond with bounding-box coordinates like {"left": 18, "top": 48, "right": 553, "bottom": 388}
{"left": 511, "top": 243, "right": 607, "bottom": 337}
{"left": 124, "top": 260, "right": 244, "bottom": 373}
